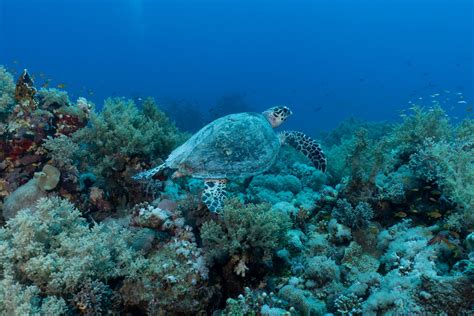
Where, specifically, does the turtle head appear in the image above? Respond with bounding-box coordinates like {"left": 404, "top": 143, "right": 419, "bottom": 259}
{"left": 263, "top": 106, "right": 293, "bottom": 128}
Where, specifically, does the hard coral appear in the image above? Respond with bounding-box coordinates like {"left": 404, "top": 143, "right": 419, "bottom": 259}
{"left": 332, "top": 199, "right": 374, "bottom": 229}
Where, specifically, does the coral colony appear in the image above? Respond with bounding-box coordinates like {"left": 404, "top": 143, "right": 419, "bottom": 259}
{"left": 0, "top": 67, "right": 473, "bottom": 315}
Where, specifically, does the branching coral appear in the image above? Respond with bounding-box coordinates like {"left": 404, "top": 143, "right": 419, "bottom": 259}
{"left": 201, "top": 199, "right": 291, "bottom": 272}
{"left": 334, "top": 293, "right": 363, "bottom": 315}
{"left": 221, "top": 287, "right": 292, "bottom": 315}
{"left": 385, "top": 106, "right": 451, "bottom": 160}
{"left": 72, "top": 280, "right": 112, "bottom": 315}
{"left": 410, "top": 138, "right": 474, "bottom": 230}
{"left": 332, "top": 199, "right": 374, "bottom": 229}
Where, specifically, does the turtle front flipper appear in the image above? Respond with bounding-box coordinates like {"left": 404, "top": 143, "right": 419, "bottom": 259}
{"left": 132, "top": 163, "right": 166, "bottom": 180}
{"left": 280, "top": 131, "right": 327, "bottom": 172}
{"left": 202, "top": 179, "right": 228, "bottom": 213}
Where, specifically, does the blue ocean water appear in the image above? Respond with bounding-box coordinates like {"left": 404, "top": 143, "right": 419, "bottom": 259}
{"left": 1, "top": 0, "right": 472, "bottom": 133}
{"left": 2, "top": 1, "right": 474, "bottom": 315}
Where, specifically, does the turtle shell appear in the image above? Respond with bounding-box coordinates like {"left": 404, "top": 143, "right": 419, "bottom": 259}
{"left": 166, "top": 112, "right": 280, "bottom": 179}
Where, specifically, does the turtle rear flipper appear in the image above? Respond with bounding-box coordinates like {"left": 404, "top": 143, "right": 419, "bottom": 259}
{"left": 202, "top": 179, "right": 228, "bottom": 213}
{"left": 280, "top": 131, "right": 327, "bottom": 172}
{"left": 132, "top": 163, "right": 166, "bottom": 180}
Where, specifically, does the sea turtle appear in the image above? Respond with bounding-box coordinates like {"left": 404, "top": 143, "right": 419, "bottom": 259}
{"left": 133, "top": 106, "right": 327, "bottom": 212}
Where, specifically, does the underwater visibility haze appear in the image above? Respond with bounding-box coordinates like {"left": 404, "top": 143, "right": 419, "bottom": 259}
{"left": 0, "top": 0, "right": 473, "bottom": 315}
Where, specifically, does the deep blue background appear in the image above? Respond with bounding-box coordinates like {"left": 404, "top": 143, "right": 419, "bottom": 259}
{"left": 1, "top": 0, "right": 472, "bottom": 134}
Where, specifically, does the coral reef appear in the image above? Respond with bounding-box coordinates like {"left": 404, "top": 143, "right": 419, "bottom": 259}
{"left": 73, "top": 96, "right": 187, "bottom": 213}
{"left": 0, "top": 69, "right": 90, "bottom": 217}
{"left": 201, "top": 199, "right": 291, "bottom": 275}
{"left": 1, "top": 65, "right": 472, "bottom": 315}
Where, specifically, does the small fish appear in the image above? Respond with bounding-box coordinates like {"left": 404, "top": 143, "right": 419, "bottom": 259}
{"left": 466, "top": 106, "right": 472, "bottom": 112}
{"left": 427, "top": 211, "right": 442, "bottom": 219}
{"left": 395, "top": 211, "right": 408, "bottom": 218}
{"left": 57, "top": 83, "right": 66, "bottom": 89}
{"left": 458, "top": 100, "right": 467, "bottom": 104}
{"left": 410, "top": 209, "right": 419, "bottom": 213}
{"left": 429, "top": 197, "right": 438, "bottom": 202}
{"left": 416, "top": 197, "right": 423, "bottom": 202}
{"left": 431, "top": 190, "right": 442, "bottom": 195}
{"left": 411, "top": 188, "right": 419, "bottom": 192}
{"left": 313, "top": 106, "right": 323, "bottom": 112}
{"left": 12, "top": 60, "right": 19, "bottom": 64}
{"left": 457, "top": 92, "right": 463, "bottom": 95}
{"left": 423, "top": 185, "right": 432, "bottom": 189}
{"left": 400, "top": 114, "right": 407, "bottom": 118}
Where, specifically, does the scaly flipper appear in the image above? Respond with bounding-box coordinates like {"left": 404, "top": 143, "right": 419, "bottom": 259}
{"left": 202, "top": 179, "right": 228, "bottom": 213}
{"left": 280, "top": 131, "right": 327, "bottom": 172}
{"left": 132, "top": 163, "right": 166, "bottom": 181}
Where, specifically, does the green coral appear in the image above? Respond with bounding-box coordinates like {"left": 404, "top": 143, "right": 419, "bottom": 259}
{"left": 42, "top": 135, "right": 79, "bottom": 167}
{"left": 411, "top": 139, "right": 474, "bottom": 230}
{"left": 0, "top": 276, "right": 67, "bottom": 315}
{"left": 201, "top": 199, "right": 291, "bottom": 263}
{"left": 386, "top": 105, "right": 451, "bottom": 159}
{"left": 120, "top": 234, "right": 211, "bottom": 314}
{"left": 0, "top": 65, "right": 15, "bottom": 117}
{"left": 221, "top": 287, "right": 292, "bottom": 316}
{"left": 332, "top": 199, "right": 374, "bottom": 229}
{"left": 0, "top": 196, "right": 212, "bottom": 314}
{"left": 72, "top": 97, "right": 187, "bottom": 206}
{"left": 0, "top": 197, "right": 136, "bottom": 296}
{"left": 74, "top": 97, "right": 186, "bottom": 167}
{"left": 37, "top": 88, "right": 70, "bottom": 109}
